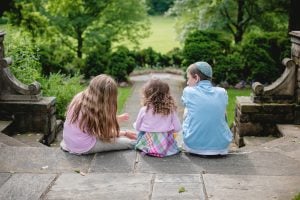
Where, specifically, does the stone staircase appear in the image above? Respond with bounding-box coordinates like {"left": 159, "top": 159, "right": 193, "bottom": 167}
{"left": 0, "top": 123, "right": 299, "bottom": 200}
{"left": 0, "top": 120, "right": 51, "bottom": 148}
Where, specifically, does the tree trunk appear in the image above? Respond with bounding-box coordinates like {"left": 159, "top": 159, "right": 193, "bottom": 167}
{"left": 77, "top": 30, "right": 83, "bottom": 58}
{"left": 289, "top": 0, "right": 300, "bottom": 32}
{"left": 234, "top": 0, "right": 245, "bottom": 43}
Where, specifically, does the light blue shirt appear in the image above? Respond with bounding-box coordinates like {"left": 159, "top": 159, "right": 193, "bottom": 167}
{"left": 181, "top": 80, "right": 232, "bottom": 155}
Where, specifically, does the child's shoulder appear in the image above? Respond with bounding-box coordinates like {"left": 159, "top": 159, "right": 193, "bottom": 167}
{"left": 214, "top": 86, "right": 227, "bottom": 93}
{"left": 139, "top": 106, "right": 147, "bottom": 112}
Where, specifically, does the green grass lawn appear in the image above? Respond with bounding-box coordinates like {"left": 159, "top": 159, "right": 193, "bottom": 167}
{"left": 140, "top": 16, "right": 180, "bottom": 53}
{"left": 227, "top": 88, "right": 252, "bottom": 126}
{"left": 117, "top": 16, "right": 180, "bottom": 54}
{"left": 117, "top": 87, "right": 132, "bottom": 113}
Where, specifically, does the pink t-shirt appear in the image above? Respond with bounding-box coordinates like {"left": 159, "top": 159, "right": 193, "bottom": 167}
{"left": 62, "top": 112, "right": 96, "bottom": 154}
{"left": 134, "top": 106, "right": 181, "bottom": 132}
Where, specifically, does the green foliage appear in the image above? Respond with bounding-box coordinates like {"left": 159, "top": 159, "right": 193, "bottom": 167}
{"left": 4, "top": 30, "right": 42, "bottom": 84}
{"left": 214, "top": 52, "right": 244, "bottom": 84}
{"left": 182, "top": 30, "right": 231, "bottom": 69}
{"left": 241, "top": 32, "right": 290, "bottom": 83}
{"left": 168, "top": 0, "right": 289, "bottom": 43}
{"left": 5, "top": 0, "right": 150, "bottom": 75}
{"left": 38, "top": 73, "right": 85, "bottom": 119}
{"left": 106, "top": 46, "right": 136, "bottom": 82}
{"left": 38, "top": 43, "right": 75, "bottom": 75}
{"left": 146, "top": 0, "right": 175, "bottom": 15}
{"left": 166, "top": 47, "right": 183, "bottom": 67}
{"left": 135, "top": 47, "right": 161, "bottom": 68}
{"left": 83, "top": 41, "right": 111, "bottom": 78}
{"left": 292, "top": 192, "right": 300, "bottom": 200}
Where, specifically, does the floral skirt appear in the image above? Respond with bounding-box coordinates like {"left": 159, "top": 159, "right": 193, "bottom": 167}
{"left": 135, "top": 131, "right": 180, "bottom": 158}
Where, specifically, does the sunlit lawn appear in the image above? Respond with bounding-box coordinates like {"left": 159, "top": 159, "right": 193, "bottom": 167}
{"left": 118, "top": 87, "right": 132, "bottom": 113}
{"left": 141, "top": 16, "right": 180, "bottom": 53}
{"left": 227, "top": 88, "right": 252, "bottom": 126}
{"left": 116, "top": 16, "right": 180, "bottom": 54}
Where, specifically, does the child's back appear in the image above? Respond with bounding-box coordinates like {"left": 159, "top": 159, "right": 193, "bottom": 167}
{"left": 134, "top": 79, "right": 181, "bottom": 157}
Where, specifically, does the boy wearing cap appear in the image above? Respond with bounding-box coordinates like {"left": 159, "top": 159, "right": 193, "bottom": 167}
{"left": 181, "top": 61, "right": 232, "bottom": 155}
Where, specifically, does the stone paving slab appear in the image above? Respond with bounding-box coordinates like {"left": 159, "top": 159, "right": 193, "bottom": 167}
{"left": 135, "top": 151, "right": 300, "bottom": 176}
{"left": 187, "top": 151, "right": 300, "bottom": 176}
{"left": 135, "top": 153, "right": 204, "bottom": 174}
{"left": 12, "top": 132, "right": 46, "bottom": 147}
{"left": 0, "top": 132, "right": 28, "bottom": 147}
{"left": 262, "top": 124, "right": 300, "bottom": 161}
{"left": 89, "top": 150, "right": 137, "bottom": 173}
{"left": 203, "top": 174, "right": 300, "bottom": 200}
{"left": 152, "top": 174, "right": 205, "bottom": 200}
{"left": 0, "top": 120, "right": 12, "bottom": 131}
{"left": 46, "top": 173, "right": 153, "bottom": 200}
{"left": 0, "top": 173, "right": 11, "bottom": 187}
{"left": 0, "top": 146, "right": 94, "bottom": 173}
{"left": 0, "top": 173, "right": 56, "bottom": 200}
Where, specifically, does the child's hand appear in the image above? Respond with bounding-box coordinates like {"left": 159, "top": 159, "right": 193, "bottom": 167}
{"left": 122, "top": 130, "right": 137, "bottom": 140}
{"left": 117, "top": 113, "right": 129, "bottom": 123}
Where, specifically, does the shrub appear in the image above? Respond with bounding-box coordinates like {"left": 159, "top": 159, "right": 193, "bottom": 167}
{"left": 166, "top": 47, "right": 183, "bottom": 68}
{"left": 38, "top": 73, "right": 85, "bottom": 119}
{"left": 83, "top": 41, "right": 111, "bottom": 78}
{"left": 106, "top": 46, "right": 136, "bottom": 82}
{"left": 242, "top": 43, "right": 276, "bottom": 83}
{"left": 38, "top": 43, "right": 74, "bottom": 76}
{"left": 5, "top": 33, "right": 42, "bottom": 84}
{"left": 214, "top": 52, "right": 245, "bottom": 84}
{"left": 241, "top": 32, "right": 290, "bottom": 83}
{"left": 182, "top": 30, "right": 231, "bottom": 70}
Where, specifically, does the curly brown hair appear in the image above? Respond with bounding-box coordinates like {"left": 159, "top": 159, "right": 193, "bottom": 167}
{"left": 142, "top": 79, "right": 177, "bottom": 115}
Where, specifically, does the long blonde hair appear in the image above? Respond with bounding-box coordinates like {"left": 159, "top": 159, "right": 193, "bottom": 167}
{"left": 67, "top": 74, "right": 119, "bottom": 142}
{"left": 142, "top": 79, "right": 176, "bottom": 115}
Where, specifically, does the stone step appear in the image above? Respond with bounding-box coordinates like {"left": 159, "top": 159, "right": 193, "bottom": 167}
{"left": 276, "top": 124, "right": 300, "bottom": 137}
{"left": 0, "top": 120, "right": 12, "bottom": 132}
{"left": 49, "top": 128, "right": 63, "bottom": 148}
{"left": 243, "top": 136, "right": 278, "bottom": 147}
{"left": 0, "top": 133, "right": 29, "bottom": 147}
{"left": 11, "top": 133, "right": 47, "bottom": 147}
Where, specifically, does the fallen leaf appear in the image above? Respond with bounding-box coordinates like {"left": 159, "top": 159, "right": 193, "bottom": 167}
{"left": 41, "top": 166, "right": 48, "bottom": 170}
{"left": 178, "top": 186, "right": 186, "bottom": 193}
{"left": 80, "top": 172, "right": 86, "bottom": 176}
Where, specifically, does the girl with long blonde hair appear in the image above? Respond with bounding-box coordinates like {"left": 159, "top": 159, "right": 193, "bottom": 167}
{"left": 134, "top": 79, "right": 181, "bottom": 157}
{"left": 60, "top": 74, "right": 136, "bottom": 154}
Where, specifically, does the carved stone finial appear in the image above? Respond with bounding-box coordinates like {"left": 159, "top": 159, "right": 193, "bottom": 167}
{"left": 252, "top": 82, "right": 264, "bottom": 95}
{"left": 251, "top": 58, "right": 296, "bottom": 103}
{"left": 0, "top": 31, "right": 41, "bottom": 101}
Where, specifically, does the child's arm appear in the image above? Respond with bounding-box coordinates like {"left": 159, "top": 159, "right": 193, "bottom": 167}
{"left": 117, "top": 113, "right": 129, "bottom": 123}
{"left": 172, "top": 111, "right": 182, "bottom": 132}
{"left": 133, "top": 107, "right": 145, "bottom": 131}
{"left": 120, "top": 130, "right": 137, "bottom": 140}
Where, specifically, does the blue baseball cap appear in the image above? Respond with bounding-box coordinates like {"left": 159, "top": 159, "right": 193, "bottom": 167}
{"left": 194, "top": 61, "right": 212, "bottom": 78}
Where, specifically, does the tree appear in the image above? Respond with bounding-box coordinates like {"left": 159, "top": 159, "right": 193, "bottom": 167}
{"left": 289, "top": 0, "right": 300, "bottom": 31}
{"left": 0, "top": 0, "right": 14, "bottom": 17}
{"left": 168, "top": 0, "right": 289, "bottom": 43}
{"left": 7, "top": 0, "right": 150, "bottom": 58}
{"left": 146, "top": 0, "right": 175, "bottom": 15}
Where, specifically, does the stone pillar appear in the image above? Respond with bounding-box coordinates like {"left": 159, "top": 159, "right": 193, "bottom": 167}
{"left": 0, "top": 32, "right": 59, "bottom": 145}
{"left": 233, "top": 31, "right": 300, "bottom": 147}
{"left": 290, "top": 31, "right": 300, "bottom": 123}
